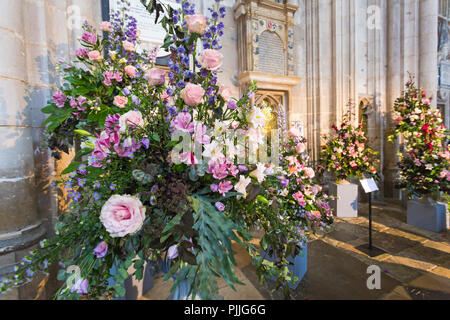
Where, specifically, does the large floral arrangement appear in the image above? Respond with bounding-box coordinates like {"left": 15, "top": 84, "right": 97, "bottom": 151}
{"left": 388, "top": 78, "right": 450, "bottom": 199}
{"left": 319, "top": 112, "right": 379, "bottom": 182}
{"left": 0, "top": 0, "right": 333, "bottom": 300}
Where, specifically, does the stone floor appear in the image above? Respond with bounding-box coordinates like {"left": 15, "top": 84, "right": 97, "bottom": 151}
{"left": 142, "top": 201, "right": 450, "bottom": 300}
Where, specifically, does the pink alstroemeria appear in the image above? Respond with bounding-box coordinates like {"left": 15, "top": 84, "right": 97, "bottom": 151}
{"left": 171, "top": 112, "right": 195, "bottom": 133}
{"left": 179, "top": 152, "right": 198, "bottom": 166}
{"left": 218, "top": 180, "right": 233, "bottom": 196}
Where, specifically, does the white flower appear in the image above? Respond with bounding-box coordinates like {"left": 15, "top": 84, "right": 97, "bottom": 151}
{"left": 224, "top": 138, "right": 239, "bottom": 161}
{"left": 279, "top": 188, "right": 289, "bottom": 197}
{"left": 234, "top": 175, "right": 252, "bottom": 199}
{"left": 213, "top": 120, "right": 227, "bottom": 139}
{"left": 248, "top": 107, "right": 266, "bottom": 128}
{"left": 202, "top": 140, "right": 224, "bottom": 162}
{"left": 248, "top": 127, "right": 265, "bottom": 145}
{"left": 249, "top": 163, "right": 267, "bottom": 183}
{"left": 425, "top": 164, "right": 433, "bottom": 170}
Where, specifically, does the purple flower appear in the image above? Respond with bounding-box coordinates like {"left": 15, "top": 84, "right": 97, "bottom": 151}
{"left": 247, "top": 92, "right": 255, "bottom": 99}
{"left": 228, "top": 99, "right": 237, "bottom": 110}
{"left": 210, "top": 184, "right": 219, "bottom": 192}
{"left": 71, "top": 278, "right": 89, "bottom": 295}
{"left": 52, "top": 91, "right": 67, "bottom": 108}
{"left": 93, "top": 241, "right": 108, "bottom": 258}
{"left": 142, "top": 138, "right": 150, "bottom": 149}
{"left": 215, "top": 202, "right": 225, "bottom": 212}
{"left": 278, "top": 177, "right": 289, "bottom": 187}
{"left": 167, "top": 245, "right": 178, "bottom": 260}
{"left": 238, "top": 165, "right": 248, "bottom": 172}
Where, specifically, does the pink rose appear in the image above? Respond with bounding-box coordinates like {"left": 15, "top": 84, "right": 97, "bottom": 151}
{"left": 181, "top": 83, "right": 205, "bottom": 106}
{"left": 185, "top": 14, "right": 208, "bottom": 35}
{"left": 119, "top": 110, "right": 144, "bottom": 133}
{"left": 303, "top": 167, "right": 315, "bottom": 179}
{"left": 100, "top": 195, "right": 146, "bottom": 238}
{"left": 295, "top": 143, "right": 306, "bottom": 154}
{"left": 123, "top": 41, "right": 135, "bottom": 52}
{"left": 88, "top": 50, "right": 103, "bottom": 62}
{"left": 146, "top": 68, "right": 166, "bottom": 86}
{"left": 113, "top": 95, "right": 128, "bottom": 108}
{"left": 199, "top": 49, "right": 223, "bottom": 71}
{"left": 219, "top": 85, "right": 233, "bottom": 102}
{"left": 289, "top": 127, "right": 301, "bottom": 138}
{"left": 125, "top": 65, "right": 137, "bottom": 78}
{"left": 100, "top": 21, "right": 113, "bottom": 32}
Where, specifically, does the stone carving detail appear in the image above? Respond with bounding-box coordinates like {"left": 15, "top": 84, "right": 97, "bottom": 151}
{"left": 258, "top": 31, "right": 286, "bottom": 75}
{"left": 235, "top": 0, "right": 298, "bottom": 76}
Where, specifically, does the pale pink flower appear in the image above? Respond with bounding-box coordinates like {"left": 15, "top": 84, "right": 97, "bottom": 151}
{"left": 113, "top": 95, "right": 128, "bottom": 108}
{"left": 303, "top": 167, "right": 315, "bottom": 179}
{"left": 199, "top": 49, "right": 223, "bottom": 71}
{"left": 181, "top": 83, "right": 205, "bottom": 106}
{"left": 123, "top": 41, "right": 135, "bottom": 52}
{"left": 289, "top": 127, "right": 301, "bottom": 138}
{"left": 125, "top": 65, "right": 137, "bottom": 78}
{"left": 100, "top": 21, "right": 113, "bottom": 32}
{"left": 146, "top": 68, "right": 166, "bottom": 86}
{"left": 119, "top": 110, "right": 144, "bottom": 133}
{"left": 218, "top": 85, "right": 233, "bottom": 102}
{"left": 100, "top": 195, "right": 146, "bottom": 238}
{"left": 88, "top": 50, "right": 103, "bottom": 62}
{"left": 185, "top": 14, "right": 208, "bottom": 35}
{"left": 295, "top": 143, "right": 306, "bottom": 154}
{"left": 193, "top": 122, "right": 211, "bottom": 144}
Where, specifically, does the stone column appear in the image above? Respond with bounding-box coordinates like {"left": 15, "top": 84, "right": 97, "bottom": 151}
{"left": 383, "top": 0, "right": 402, "bottom": 200}
{"left": 419, "top": 0, "right": 438, "bottom": 107}
{"left": 0, "top": 0, "right": 47, "bottom": 300}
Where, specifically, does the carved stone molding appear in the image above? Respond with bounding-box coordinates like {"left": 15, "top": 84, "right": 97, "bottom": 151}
{"left": 234, "top": 0, "right": 298, "bottom": 77}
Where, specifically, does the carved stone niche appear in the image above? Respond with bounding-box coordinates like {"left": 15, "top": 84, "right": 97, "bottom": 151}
{"left": 234, "top": 0, "right": 298, "bottom": 77}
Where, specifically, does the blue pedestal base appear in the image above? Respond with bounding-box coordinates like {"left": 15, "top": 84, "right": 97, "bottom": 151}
{"left": 261, "top": 243, "right": 307, "bottom": 290}
{"left": 108, "top": 261, "right": 155, "bottom": 300}
{"left": 407, "top": 199, "right": 448, "bottom": 233}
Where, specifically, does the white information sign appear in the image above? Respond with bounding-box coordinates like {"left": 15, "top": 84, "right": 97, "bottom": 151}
{"left": 109, "top": 0, "right": 180, "bottom": 56}
{"left": 360, "top": 178, "right": 379, "bottom": 194}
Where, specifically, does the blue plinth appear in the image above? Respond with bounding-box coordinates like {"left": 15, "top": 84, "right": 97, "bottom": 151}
{"left": 108, "top": 260, "right": 155, "bottom": 300}
{"left": 407, "top": 199, "right": 448, "bottom": 233}
{"left": 261, "top": 243, "right": 308, "bottom": 290}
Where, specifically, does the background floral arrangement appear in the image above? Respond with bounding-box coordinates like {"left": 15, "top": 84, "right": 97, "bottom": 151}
{"left": 319, "top": 111, "right": 379, "bottom": 182}
{"left": 388, "top": 77, "right": 450, "bottom": 199}
{"left": 0, "top": 0, "right": 333, "bottom": 300}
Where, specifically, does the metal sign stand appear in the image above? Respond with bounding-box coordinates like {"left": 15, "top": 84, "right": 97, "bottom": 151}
{"left": 355, "top": 179, "right": 386, "bottom": 258}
